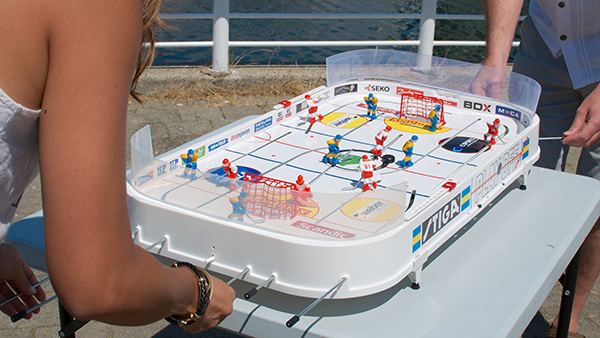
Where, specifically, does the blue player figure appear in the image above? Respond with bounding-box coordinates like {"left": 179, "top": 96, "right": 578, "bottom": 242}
{"left": 399, "top": 135, "right": 418, "bottom": 168}
{"left": 228, "top": 192, "right": 247, "bottom": 221}
{"left": 364, "top": 93, "right": 378, "bottom": 119}
{"left": 428, "top": 104, "right": 441, "bottom": 132}
{"left": 180, "top": 149, "right": 198, "bottom": 180}
{"left": 323, "top": 134, "right": 343, "bottom": 165}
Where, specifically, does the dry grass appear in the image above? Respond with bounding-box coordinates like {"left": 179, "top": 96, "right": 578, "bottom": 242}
{"left": 137, "top": 65, "right": 327, "bottom": 108}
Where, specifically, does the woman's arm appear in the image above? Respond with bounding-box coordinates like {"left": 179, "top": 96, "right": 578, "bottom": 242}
{"left": 39, "top": 0, "right": 233, "bottom": 329}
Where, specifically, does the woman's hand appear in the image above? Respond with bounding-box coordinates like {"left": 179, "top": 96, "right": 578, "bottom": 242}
{"left": 0, "top": 243, "right": 46, "bottom": 319}
{"left": 184, "top": 276, "right": 235, "bottom": 333}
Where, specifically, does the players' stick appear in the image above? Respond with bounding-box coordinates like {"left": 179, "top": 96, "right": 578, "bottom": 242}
{"left": 245, "top": 213, "right": 266, "bottom": 224}
{"left": 539, "top": 136, "right": 564, "bottom": 141}
{"left": 309, "top": 150, "right": 354, "bottom": 185}
{"left": 305, "top": 122, "right": 314, "bottom": 134}
{"left": 342, "top": 174, "right": 363, "bottom": 191}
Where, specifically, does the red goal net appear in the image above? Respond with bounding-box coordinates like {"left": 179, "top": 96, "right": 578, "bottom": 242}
{"left": 243, "top": 173, "right": 297, "bottom": 220}
{"left": 399, "top": 93, "right": 445, "bottom": 125}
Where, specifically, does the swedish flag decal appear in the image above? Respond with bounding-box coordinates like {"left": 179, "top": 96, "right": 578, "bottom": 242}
{"left": 412, "top": 225, "right": 421, "bottom": 253}
{"left": 461, "top": 186, "right": 471, "bottom": 211}
{"left": 522, "top": 137, "right": 530, "bottom": 160}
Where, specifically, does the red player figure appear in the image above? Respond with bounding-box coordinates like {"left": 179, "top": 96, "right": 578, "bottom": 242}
{"left": 484, "top": 118, "right": 501, "bottom": 145}
{"left": 372, "top": 125, "right": 392, "bottom": 156}
{"left": 291, "top": 175, "right": 314, "bottom": 206}
{"left": 305, "top": 94, "right": 323, "bottom": 134}
{"left": 222, "top": 158, "right": 238, "bottom": 179}
{"left": 360, "top": 155, "right": 377, "bottom": 191}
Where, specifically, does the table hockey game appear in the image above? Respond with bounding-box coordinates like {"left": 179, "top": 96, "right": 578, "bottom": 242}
{"left": 126, "top": 50, "right": 542, "bottom": 311}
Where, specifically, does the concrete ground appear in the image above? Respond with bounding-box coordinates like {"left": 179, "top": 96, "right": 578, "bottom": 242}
{"left": 1, "top": 66, "right": 598, "bottom": 338}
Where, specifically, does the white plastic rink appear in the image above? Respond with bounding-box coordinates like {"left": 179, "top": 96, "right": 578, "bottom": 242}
{"left": 126, "top": 49, "right": 541, "bottom": 299}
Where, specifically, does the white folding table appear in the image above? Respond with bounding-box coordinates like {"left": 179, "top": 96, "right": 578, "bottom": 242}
{"left": 8, "top": 167, "right": 600, "bottom": 338}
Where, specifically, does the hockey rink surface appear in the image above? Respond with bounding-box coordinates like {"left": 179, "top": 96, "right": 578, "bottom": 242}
{"left": 132, "top": 90, "right": 524, "bottom": 241}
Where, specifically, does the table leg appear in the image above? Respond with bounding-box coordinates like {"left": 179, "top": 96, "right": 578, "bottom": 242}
{"left": 556, "top": 248, "right": 581, "bottom": 338}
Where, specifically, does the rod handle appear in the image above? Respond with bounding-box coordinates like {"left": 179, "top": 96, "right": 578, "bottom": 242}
{"left": 244, "top": 288, "right": 257, "bottom": 299}
{"left": 10, "top": 311, "right": 27, "bottom": 322}
{"left": 286, "top": 315, "right": 300, "bottom": 328}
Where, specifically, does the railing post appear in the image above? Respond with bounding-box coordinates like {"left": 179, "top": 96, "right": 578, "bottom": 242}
{"left": 417, "top": 0, "right": 437, "bottom": 69}
{"left": 212, "top": 0, "right": 230, "bottom": 72}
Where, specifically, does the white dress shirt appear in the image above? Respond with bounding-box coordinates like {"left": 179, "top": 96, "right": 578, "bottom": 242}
{"left": 530, "top": 0, "right": 600, "bottom": 89}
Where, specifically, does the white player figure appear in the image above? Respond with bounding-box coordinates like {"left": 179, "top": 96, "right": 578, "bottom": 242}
{"left": 372, "top": 125, "right": 392, "bottom": 157}
{"left": 222, "top": 158, "right": 238, "bottom": 179}
{"left": 304, "top": 94, "right": 323, "bottom": 133}
{"left": 484, "top": 118, "right": 501, "bottom": 145}
{"left": 292, "top": 175, "right": 314, "bottom": 205}
{"left": 360, "top": 155, "right": 377, "bottom": 191}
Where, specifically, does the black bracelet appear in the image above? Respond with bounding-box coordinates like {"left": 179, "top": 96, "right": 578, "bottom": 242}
{"left": 165, "top": 262, "right": 213, "bottom": 327}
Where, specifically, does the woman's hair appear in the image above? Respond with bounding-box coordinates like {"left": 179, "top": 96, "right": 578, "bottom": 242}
{"left": 130, "top": 0, "right": 164, "bottom": 103}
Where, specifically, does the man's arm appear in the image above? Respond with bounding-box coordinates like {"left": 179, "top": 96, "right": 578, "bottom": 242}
{"left": 470, "top": 0, "right": 525, "bottom": 98}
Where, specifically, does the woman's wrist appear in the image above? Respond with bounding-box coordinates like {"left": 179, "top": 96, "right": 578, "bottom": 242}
{"left": 166, "top": 262, "right": 213, "bottom": 327}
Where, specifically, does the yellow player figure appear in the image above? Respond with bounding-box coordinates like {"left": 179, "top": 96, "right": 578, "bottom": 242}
{"left": 364, "top": 93, "right": 378, "bottom": 119}
{"left": 228, "top": 192, "right": 247, "bottom": 221}
{"left": 399, "top": 135, "right": 418, "bottom": 168}
{"left": 323, "top": 134, "right": 343, "bottom": 164}
{"left": 428, "top": 104, "right": 441, "bottom": 131}
{"left": 180, "top": 149, "right": 198, "bottom": 180}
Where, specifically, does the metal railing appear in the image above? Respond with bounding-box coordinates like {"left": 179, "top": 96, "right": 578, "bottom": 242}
{"left": 157, "top": 0, "right": 522, "bottom": 72}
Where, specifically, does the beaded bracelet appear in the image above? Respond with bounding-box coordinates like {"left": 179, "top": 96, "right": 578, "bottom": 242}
{"left": 165, "top": 262, "right": 213, "bottom": 327}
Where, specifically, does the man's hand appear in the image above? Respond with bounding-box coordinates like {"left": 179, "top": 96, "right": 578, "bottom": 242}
{"left": 469, "top": 65, "right": 508, "bottom": 100}
{"left": 0, "top": 243, "right": 46, "bottom": 319}
{"left": 563, "top": 84, "right": 600, "bottom": 147}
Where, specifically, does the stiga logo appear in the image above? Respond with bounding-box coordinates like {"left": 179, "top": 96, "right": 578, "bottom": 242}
{"left": 208, "top": 138, "right": 228, "bottom": 152}
{"left": 365, "top": 84, "right": 390, "bottom": 92}
{"left": 137, "top": 171, "right": 154, "bottom": 186}
{"left": 463, "top": 100, "right": 492, "bottom": 112}
{"left": 284, "top": 107, "right": 293, "bottom": 118}
{"left": 231, "top": 129, "right": 250, "bottom": 141}
{"left": 334, "top": 84, "right": 357, "bottom": 95}
{"left": 254, "top": 116, "right": 273, "bottom": 132}
{"left": 496, "top": 105, "right": 522, "bottom": 120}
{"left": 276, "top": 110, "right": 284, "bottom": 122}
{"left": 421, "top": 194, "right": 461, "bottom": 244}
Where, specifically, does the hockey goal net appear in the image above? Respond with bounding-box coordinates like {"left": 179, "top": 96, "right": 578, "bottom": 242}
{"left": 243, "top": 173, "right": 297, "bottom": 220}
{"left": 399, "top": 93, "right": 445, "bottom": 125}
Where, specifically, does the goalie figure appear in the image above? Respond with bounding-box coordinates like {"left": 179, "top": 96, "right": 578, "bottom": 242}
{"left": 428, "top": 104, "right": 441, "bottom": 132}
{"left": 292, "top": 175, "right": 314, "bottom": 206}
